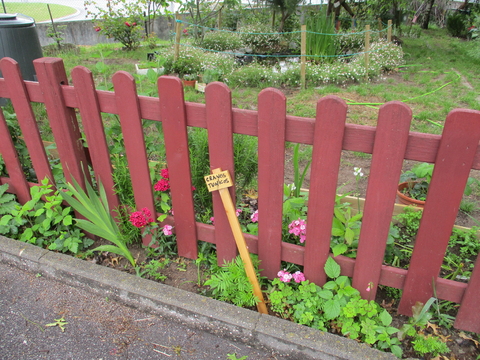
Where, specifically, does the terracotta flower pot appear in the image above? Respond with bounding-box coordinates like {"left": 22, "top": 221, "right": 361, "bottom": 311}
{"left": 182, "top": 80, "right": 196, "bottom": 88}
{"left": 396, "top": 182, "right": 425, "bottom": 208}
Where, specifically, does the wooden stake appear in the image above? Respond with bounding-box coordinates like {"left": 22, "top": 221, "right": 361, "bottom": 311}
{"left": 364, "top": 25, "right": 370, "bottom": 82}
{"left": 174, "top": 13, "right": 181, "bottom": 61}
{"left": 387, "top": 20, "right": 392, "bottom": 42}
{"left": 205, "top": 168, "right": 268, "bottom": 314}
{"left": 301, "top": 24, "right": 306, "bottom": 90}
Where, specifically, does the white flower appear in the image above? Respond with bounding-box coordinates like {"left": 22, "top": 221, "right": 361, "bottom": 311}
{"left": 354, "top": 167, "right": 364, "bottom": 177}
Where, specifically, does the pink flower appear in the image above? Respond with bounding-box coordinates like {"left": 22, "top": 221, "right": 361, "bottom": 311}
{"left": 288, "top": 219, "right": 307, "bottom": 243}
{"left": 292, "top": 271, "right": 305, "bottom": 283}
{"left": 95, "top": 26, "right": 101, "bottom": 32}
{"left": 129, "top": 208, "right": 153, "bottom": 228}
{"left": 236, "top": 209, "right": 242, "bottom": 217}
{"left": 125, "top": 21, "right": 131, "bottom": 27}
{"left": 277, "top": 269, "right": 292, "bottom": 283}
{"left": 162, "top": 224, "right": 173, "bottom": 236}
{"left": 161, "top": 168, "right": 169, "bottom": 179}
{"left": 183, "top": 29, "right": 188, "bottom": 34}
{"left": 132, "top": 22, "right": 137, "bottom": 26}
{"left": 210, "top": 217, "right": 215, "bottom": 224}
{"left": 154, "top": 178, "right": 170, "bottom": 192}
{"left": 250, "top": 210, "right": 258, "bottom": 223}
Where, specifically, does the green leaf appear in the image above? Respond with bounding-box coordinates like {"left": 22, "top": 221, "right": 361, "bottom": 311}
{"left": 344, "top": 227, "right": 355, "bottom": 244}
{"left": 379, "top": 309, "right": 393, "bottom": 327}
{"left": 0, "top": 215, "right": 13, "bottom": 225}
{"left": 324, "top": 299, "right": 341, "bottom": 320}
{"left": 332, "top": 243, "right": 347, "bottom": 257}
{"left": 317, "top": 289, "right": 333, "bottom": 300}
{"left": 324, "top": 257, "right": 341, "bottom": 279}
{"left": 63, "top": 215, "right": 73, "bottom": 226}
{"left": 391, "top": 345, "right": 403, "bottom": 358}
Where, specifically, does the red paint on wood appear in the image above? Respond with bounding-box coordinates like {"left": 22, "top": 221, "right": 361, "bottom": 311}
{"left": 33, "top": 58, "right": 89, "bottom": 188}
{"left": 399, "top": 109, "right": 480, "bottom": 316}
{"left": 158, "top": 76, "right": 197, "bottom": 259}
{"left": 304, "top": 96, "right": 347, "bottom": 285}
{"left": 257, "top": 88, "right": 287, "bottom": 278}
{"left": 455, "top": 255, "right": 480, "bottom": 332}
{"left": 353, "top": 102, "right": 412, "bottom": 299}
{"left": 0, "top": 58, "right": 54, "bottom": 184}
{"left": 0, "top": 110, "right": 30, "bottom": 203}
{"left": 206, "top": 82, "right": 237, "bottom": 263}
{"left": 112, "top": 71, "right": 156, "bottom": 246}
{"left": 71, "top": 66, "right": 120, "bottom": 215}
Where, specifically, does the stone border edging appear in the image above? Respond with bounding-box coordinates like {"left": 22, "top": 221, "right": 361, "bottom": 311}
{"left": 0, "top": 236, "right": 398, "bottom": 360}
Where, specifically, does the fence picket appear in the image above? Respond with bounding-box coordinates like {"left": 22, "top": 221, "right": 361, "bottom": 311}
{"left": 455, "top": 255, "right": 480, "bottom": 332}
{"left": 353, "top": 102, "right": 412, "bottom": 299}
{"left": 398, "top": 109, "right": 480, "bottom": 316}
{"left": 71, "top": 66, "right": 120, "bottom": 215}
{"left": 0, "top": 109, "right": 30, "bottom": 203}
{"left": 304, "top": 96, "right": 347, "bottom": 285}
{"left": 0, "top": 58, "right": 53, "bottom": 185}
{"left": 33, "top": 58, "right": 89, "bottom": 188}
{"left": 112, "top": 71, "right": 156, "bottom": 246}
{"left": 257, "top": 88, "right": 287, "bottom": 278}
{"left": 158, "top": 76, "right": 198, "bottom": 259}
{"left": 206, "top": 82, "right": 237, "bottom": 263}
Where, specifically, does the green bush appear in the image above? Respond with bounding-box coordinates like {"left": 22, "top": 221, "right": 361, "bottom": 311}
{"left": 239, "top": 24, "right": 282, "bottom": 53}
{"left": 163, "top": 49, "right": 204, "bottom": 78}
{"left": 201, "top": 31, "right": 244, "bottom": 51}
{"left": 446, "top": 11, "right": 468, "bottom": 38}
{"left": 96, "top": 17, "right": 144, "bottom": 50}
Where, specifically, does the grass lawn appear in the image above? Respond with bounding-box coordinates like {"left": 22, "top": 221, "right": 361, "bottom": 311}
{"left": 3, "top": 2, "right": 76, "bottom": 22}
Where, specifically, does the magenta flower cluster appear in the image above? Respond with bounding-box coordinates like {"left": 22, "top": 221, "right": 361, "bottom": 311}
{"left": 277, "top": 269, "right": 306, "bottom": 283}
{"left": 129, "top": 207, "right": 154, "bottom": 228}
{"left": 154, "top": 168, "right": 170, "bottom": 192}
{"left": 288, "top": 219, "right": 307, "bottom": 243}
{"left": 250, "top": 210, "right": 258, "bottom": 223}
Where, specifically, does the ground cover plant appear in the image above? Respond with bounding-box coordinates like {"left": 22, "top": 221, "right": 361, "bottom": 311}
{"left": 2, "top": 14, "right": 480, "bottom": 359}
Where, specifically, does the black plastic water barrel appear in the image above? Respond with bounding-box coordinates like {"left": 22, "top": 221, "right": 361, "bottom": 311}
{"left": 0, "top": 13, "right": 43, "bottom": 81}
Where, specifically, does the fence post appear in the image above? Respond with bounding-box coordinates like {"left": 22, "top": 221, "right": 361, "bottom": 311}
{"left": 364, "top": 25, "right": 370, "bottom": 82}
{"left": 387, "top": 19, "right": 392, "bottom": 42}
{"left": 378, "top": 18, "right": 382, "bottom": 34}
{"left": 174, "top": 13, "right": 181, "bottom": 61}
{"left": 301, "top": 24, "right": 306, "bottom": 90}
{"left": 33, "top": 58, "right": 90, "bottom": 189}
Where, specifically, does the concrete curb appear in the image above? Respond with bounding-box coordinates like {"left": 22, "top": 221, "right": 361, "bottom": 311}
{"left": 0, "top": 236, "right": 397, "bottom": 360}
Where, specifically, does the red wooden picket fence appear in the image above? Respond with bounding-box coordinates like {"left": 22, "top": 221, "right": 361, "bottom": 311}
{"left": 1, "top": 57, "right": 480, "bottom": 333}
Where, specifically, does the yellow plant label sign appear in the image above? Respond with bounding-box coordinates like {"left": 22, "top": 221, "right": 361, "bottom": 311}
{"left": 204, "top": 170, "right": 232, "bottom": 192}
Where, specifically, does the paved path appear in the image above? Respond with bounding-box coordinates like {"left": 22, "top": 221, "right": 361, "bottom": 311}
{"left": 0, "top": 262, "right": 287, "bottom": 360}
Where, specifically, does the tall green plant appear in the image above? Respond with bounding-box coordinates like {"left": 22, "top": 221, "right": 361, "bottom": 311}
{"left": 59, "top": 176, "right": 136, "bottom": 267}
{"left": 305, "top": 13, "right": 337, "bottom": 63}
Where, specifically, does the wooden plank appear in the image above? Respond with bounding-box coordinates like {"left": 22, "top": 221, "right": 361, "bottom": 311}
{"left": 0, "top": 110, "right": 31, "bottom": 203}
{"left": 71, "top": 66, "right": 120, "bottom": 216}
{"left": 304, "top": 96, "right": 347, "bottom": 285}
{"left": 454, "top": 254, "right": 480, "bottom": 332}
{"left": 398, "top": 109, "right": 480, "bottom": 316}
{"left": 353, "top": 101, "right": 412, "bottom": 299}
{"left": 33, "top": 57, "right": 89, "bottom": 189}
{"left": 158, "top": 76, "right": 197, "bottom": 259}
{"left": 257, "top": 88, "right": 286, "bottom": 278}
{"left": 205, "top": 82, "right": 237, "bottom": 263}
{"left": 0, "top": 58, "right": 54, "bottom": 185}
{"left": 112, "top": 71, "right": 156, "bottom": 246}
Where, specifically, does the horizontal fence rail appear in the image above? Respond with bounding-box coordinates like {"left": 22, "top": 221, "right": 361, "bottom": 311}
{"left": 1, "top": 56, "right": 480, "bottom": 333}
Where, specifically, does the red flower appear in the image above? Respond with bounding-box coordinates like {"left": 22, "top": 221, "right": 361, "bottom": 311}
{"left": 161, "top": 168, "right": 169, "bottom": 179}
{"left": 125, "top": 21, "right": 131, "bottom": 27}
{"left": 95, "top": 26, "right": 101, "bottom": 32}
{"left": 129, "top": 208, "right": 154, "bottom": 228}
{"left": 154, "top": 178, "right": 170, "bottom": 192}
{"left": 132, "top": 22, "right": 137, "bottom": 26}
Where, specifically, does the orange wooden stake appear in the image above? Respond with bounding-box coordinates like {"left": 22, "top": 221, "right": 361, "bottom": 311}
{"left": 205, "top": 168, "right": 268, "bottom": 314}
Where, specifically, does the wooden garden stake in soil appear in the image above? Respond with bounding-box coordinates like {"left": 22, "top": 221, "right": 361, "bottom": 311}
{"left": 205, "top": 168, "right": 268, "bottom": 314}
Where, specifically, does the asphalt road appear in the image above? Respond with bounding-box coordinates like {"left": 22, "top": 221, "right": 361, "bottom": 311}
{"left": 0, "top": 262, "right": 289, "bottom": 360}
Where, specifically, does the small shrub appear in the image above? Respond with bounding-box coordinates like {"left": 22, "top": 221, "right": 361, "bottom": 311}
{"left": 201, "top": 31, "right": 244, "bottom": 51}
{"left": 446, "top": 11, "right": 468, "bottom": 38}
{"left": 96, "top": 17, "right": 144, "bottom": 50}
{"left": 239, "top": 24, "right": 282, "bottom": 53}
